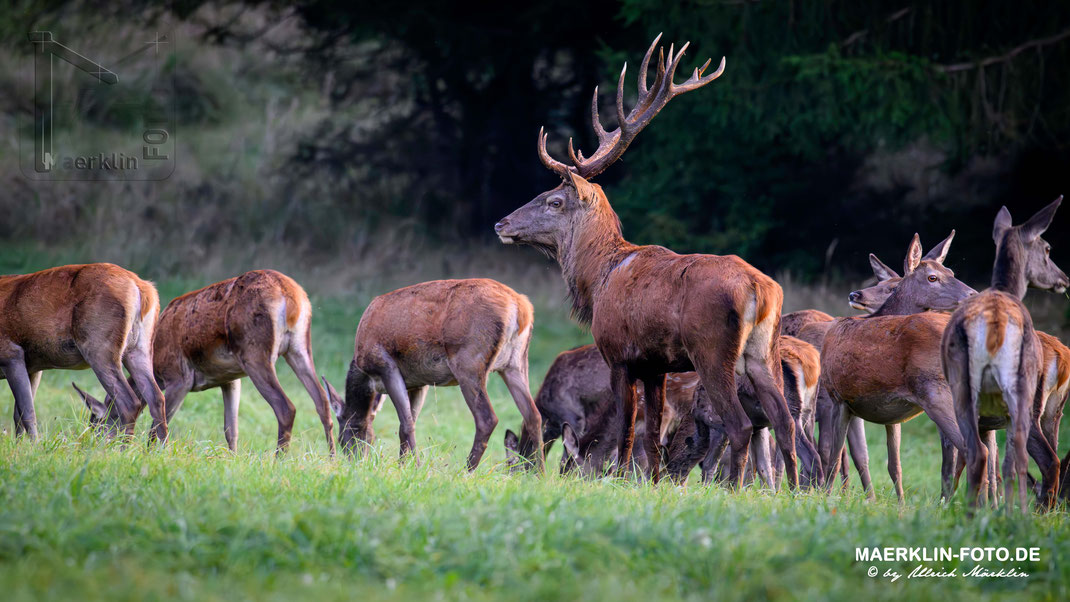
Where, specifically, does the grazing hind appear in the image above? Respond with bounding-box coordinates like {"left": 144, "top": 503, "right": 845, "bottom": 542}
{"left": 323, "top": 278, "right": 544, "bottom": 472}
{"left": 1, "top": 263, "right": 167, "bottom": 442}
{"left": 73, "top": 270, "right": 335, "bottom": 454}
{"left": 942, "top": 198, "right": 1068, "bottom": 512}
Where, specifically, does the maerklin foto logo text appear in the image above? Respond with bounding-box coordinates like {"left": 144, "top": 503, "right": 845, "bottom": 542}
{"left": 61, "top": 152, "right": 139, "bottom": 170}
{"left": 856, "top": 547, "right": 1041, "bottom": 563}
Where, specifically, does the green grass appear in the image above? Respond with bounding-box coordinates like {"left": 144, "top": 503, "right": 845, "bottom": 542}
{"left": 2, "top": 278, "right": 1070, "bottom": 601}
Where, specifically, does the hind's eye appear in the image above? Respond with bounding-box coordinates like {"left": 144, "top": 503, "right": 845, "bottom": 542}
{"left": 928, "top": 275, "right": 938, "bottom": 282}
{"left": 549, "top": 199, "right": 562, "bottom": 208}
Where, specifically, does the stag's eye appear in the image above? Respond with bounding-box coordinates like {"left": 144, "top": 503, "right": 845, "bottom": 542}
{"left": 928, "top": 274, "right": 938, "bottom": 282}
{"left": 548, "top": 198, "right": 563, "bottom": 209}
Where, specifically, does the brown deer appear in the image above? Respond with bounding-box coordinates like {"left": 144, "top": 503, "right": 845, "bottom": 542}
{"left": 71, "top": 270, "right": 335, "bottom": 454}
{"left": 0, "top": 263, "right": 167, "bottom": 442}
{"left": 779, "top": 253, "right": 903, "bottom": 496}
{"left": 495, "top": 35, "right": 799, "bottom": 487}
{"left": 942, "top": 198, "right": 1068, "bottom": 512}
{"left": 321, "top": 279, "right": 544, "bottom": 472}
{"left": 681, "top": 335, "right": 823, "bottom": 488}
{"left": 820, "top": 232, "right": 977, "bottom": 502}
{"left": 511, "top": 337, "right": 822, "bottom": 488}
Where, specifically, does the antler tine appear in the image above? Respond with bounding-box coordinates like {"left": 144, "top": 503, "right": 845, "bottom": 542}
{"left": 628, "top": 46, "right": 666, "bottom": 123}
{"left": 537, "top": 126, "right": 573, "bottom": 177}
{"left": 638, "top": 33, "right": 662, "bottom": 95}
{"left": 590, "top": 86, "right": 610, "bottom": 143}
{"left": 547, "top": 35, "right": 724, "bottom": 180}
{"left": 670, "top": 55, "right": 726, "bottom": 95}
{"left": 567, "top": 137, "right": 582, "bottom": 164}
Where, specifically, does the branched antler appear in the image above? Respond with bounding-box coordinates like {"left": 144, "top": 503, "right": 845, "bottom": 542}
{"left": 538, "top": 33, "right": 726, "bottom": 179}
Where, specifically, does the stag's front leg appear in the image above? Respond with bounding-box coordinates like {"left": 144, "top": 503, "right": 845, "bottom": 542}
{"left": 641, "top": 375, "right": 666, "bottom": 483}
{"left": 609, "top": 364, "right": 639, "bottom": 475}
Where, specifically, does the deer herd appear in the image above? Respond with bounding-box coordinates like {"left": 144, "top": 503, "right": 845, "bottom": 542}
{"left": 3, "top": 35, "right": 1069, "bottom": 515}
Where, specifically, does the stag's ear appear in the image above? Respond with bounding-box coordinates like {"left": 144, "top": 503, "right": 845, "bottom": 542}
{"left": 321, "top": 376, "right": 344, "bottom": 418}
{"left": 904, "top": 233, "right": 923, "bottom": 274}
{"left": 993, "top": 206, "right": 1013, "bottom": 242}
{"left": 72, "top": 382, "right": 107, "bottom": 419}
{"left": 561, "top": 423, "right": 581, "bottom": 460}
{"left": 868, "top": 253, "right": 900, "bottom": 281}
{"left": 566, "top": 171, "right": 599, "bottom": 205}
{"left": 504, "top": 429, "right": 519, "bottom": 453}
{"left": 1020, "top": 195, "right": 1063, "bottom": 242}
{"left": 922, "top": 229, "right": 956, "bottom": 265}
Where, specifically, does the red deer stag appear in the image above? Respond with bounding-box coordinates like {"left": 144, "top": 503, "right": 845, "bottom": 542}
{"left": 942, "top": 198, "right": 1067, "bottom": 512}
{"left": 821, "top": 233, "right": 976, "bottom": 502}
{"left": 72, "top": 270, "right": 335, "bottom": 454}
{"left": 494, "top": 35, "right": 799, "bottom": 487}
{"left": 322, "top": 279, "right": 543, "bottom": 472}
{"left": 1, "top": 263, "right": 167, "bottom": 442}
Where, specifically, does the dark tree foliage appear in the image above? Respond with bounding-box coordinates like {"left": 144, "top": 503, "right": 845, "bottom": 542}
{"left": 15, "top": 0, "right": 1069, "bottom": 280}
{"left": 273, "top": 0, "right": 1070, "bottom": 280}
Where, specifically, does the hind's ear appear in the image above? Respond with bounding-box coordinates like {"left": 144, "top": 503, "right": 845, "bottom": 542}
{"left": 504, "top": 429, "right": 519, "bottom": 453}
{"left": 1021, "top": 195, "right": 1063, "bottom": 242}
{"left": 321, "top": 377, "right": 343, "bottom": 417}
{"left": 561, "top": 423, "right": 580, "bottom": 460}
{"left": 72, "top": 382, "right": 107, "bottom": 419}
{"left": 868, "top": 254, "right": 900, "bottom": 282}
{"left": 922, "top": 230, "right": 955, "bottom": 265}
{"left": 993, "top": 206, "right": 1013, "bottom": 242}
{"left": 904, "top": 233, "right": 923, "bottom": 274}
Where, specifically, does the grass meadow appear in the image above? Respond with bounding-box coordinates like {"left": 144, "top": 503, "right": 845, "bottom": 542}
{"left": 2, "top": 248, "right": 1070, "bottom": 602}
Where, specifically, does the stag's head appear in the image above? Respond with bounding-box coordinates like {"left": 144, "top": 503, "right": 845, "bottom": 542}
{"left": 871, "top": 231, "right": 976, "bottom": 315}
{"left": 993, "top": 196, "right": 1068, "bottom": 294}
{"left": 71, "top": 382, "right": 140, "bottom": 437}
{"left": 848, "top": 254, "right": 902, "bottom": 313}
{"left": 495, "top": 34, "right": 725, "bottom": 254}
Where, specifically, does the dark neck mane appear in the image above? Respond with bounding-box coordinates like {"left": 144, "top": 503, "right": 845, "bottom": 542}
{"left": 557, "top": 199, "right": 637, "bottom": 324}
{"left": 990, "top": 231, "right": 1028, "bottom": 299}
